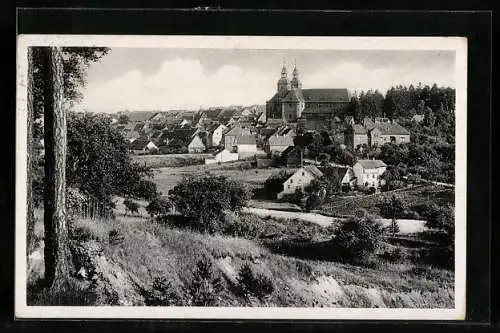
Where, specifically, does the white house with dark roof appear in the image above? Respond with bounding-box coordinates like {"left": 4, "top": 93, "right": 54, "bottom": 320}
{"left": 208, "top": 123, "right": 228, "bottom": 147}
{"left": 352, "top": 159, "right": 387, "bottom": 188}
{"left": 277, "top": 165, "right": 324, "bottom": 199}
{"left": 187, "top": 134, "right": 206, "bottom": 153}
{"left": 223, "top": 125, "right": 251, "bottom": 152}
{"left": 236, "top": 134, "right": 258, "bottom": 153}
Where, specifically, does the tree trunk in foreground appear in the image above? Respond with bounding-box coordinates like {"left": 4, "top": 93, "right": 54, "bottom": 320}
{"left": 42, "top": 46, "right": 70, "bottom": 289}
{"left": 26, "top": 47, "right": 35, "bottom": 256}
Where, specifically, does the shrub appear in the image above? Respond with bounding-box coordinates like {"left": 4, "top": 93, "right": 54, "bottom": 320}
{"left": 123, "top": 198, "right": 140, "bottom": 215}
{"left": 305, "top": 194, "right": 323, "bottom": 212}
{"left": 146, "top": 197, "right": 171, "bottom": 220}
{"left": 169, "top": 175, "right": 251, "bottom": 233}
{"left": 263, "top": 171, "right": 291, "bottom": 199}
{"left": 333, "top": 216, "right": 384, "bottom": 264}
{"left": 236, "top": 263, "right": 274, "bottom": 300}
{"left": 145, "top": 276, "right": 182, "bottom": 306}
{"left": 185, "top": 257, "right": 223, "bottom": 306}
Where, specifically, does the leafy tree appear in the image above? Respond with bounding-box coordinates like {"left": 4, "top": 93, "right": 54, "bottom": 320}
{"left": 118, "top": 114, "right": 129, "bottom": 124}
{"left": 333, "top": 215, "right": 384, "bottom": 263}
{"left": 169, "top": 175, "right": 251, "bottom": 233}
{"left": 347, "top": 95, "right": 361, "bottom": 122}
{"left": 263, "top": 171, "right": 291, "bottom": 199}
{"left": 146, "top": 197, "right": 172, "bottom": 219}
{"left": 305, "top": 194, "right": 323, "bottom": 212}
{"left": 67, "top": 112, "right": 156, "bottom": 206}
{"left": 379, "top": 195, "right": 406, "bottom": 236}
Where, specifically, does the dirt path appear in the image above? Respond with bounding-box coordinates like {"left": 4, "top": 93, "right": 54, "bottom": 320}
{"left": 243, "top": 207, "right": 427, "bottom": 234}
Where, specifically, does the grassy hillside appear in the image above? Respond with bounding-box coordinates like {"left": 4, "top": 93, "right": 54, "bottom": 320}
{"left": 28, "top": 209, "right": 454, "bottom": 308}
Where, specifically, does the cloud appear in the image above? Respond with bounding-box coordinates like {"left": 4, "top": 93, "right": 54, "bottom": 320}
{"left": 77, "top": 57, "right": 455, "bottom": 112}
{"left": 78, "top": 58, "right": 275, "bottom": 112}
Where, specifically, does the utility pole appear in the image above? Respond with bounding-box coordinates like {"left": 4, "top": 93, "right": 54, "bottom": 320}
{"left": 42, "top": 46, "right": 70, "bottom": 289}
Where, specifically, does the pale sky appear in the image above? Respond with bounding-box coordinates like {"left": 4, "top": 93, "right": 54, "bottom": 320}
{"left": 75, "top": 48, "right": 456, "bottom": 113}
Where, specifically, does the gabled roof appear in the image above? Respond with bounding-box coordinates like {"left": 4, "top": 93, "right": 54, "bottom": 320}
{"left": 282, "top": 89, "right": 303, "bottom": 102}
{"left": 268, "top": 135, "right": 294, "bottom": 147}
{"left": 371, "top": 122, "right": 410, "bottom": 135}
{"left": 129, "top": 138, "right": 151, "bottom": 150}
{"left": 352, "top": 124, "right": 367, "bottom": 134}
{"left": 189, "top": 134, "right": 205, "bottom": 147}
{"left": 237, "top": 135, "right": 257, "bottom": 145}
{"left": 303, "top": 165, "right": 324, "bottom": 178}
{"left": 259, "top": 127, "right": 278, "bottom": 138}
{"left": 356, "top": 159, "right": 387, "bottom": 169}
{"left": 225, "top": 125, "right": 251, "bottom": 137}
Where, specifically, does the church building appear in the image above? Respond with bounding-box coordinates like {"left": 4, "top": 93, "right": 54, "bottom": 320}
{"left": 265, "top": 64, "right": 351, "bottom": 130}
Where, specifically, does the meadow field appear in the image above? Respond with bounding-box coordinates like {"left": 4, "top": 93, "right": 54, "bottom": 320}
{"left": 152, "top": 163, "right": 296, "bottom": 195}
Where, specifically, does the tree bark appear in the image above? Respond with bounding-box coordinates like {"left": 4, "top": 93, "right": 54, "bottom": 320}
{"left": 42, "top": 47, "right": 71, "bottom": 289}
{"left": 26, "top": 47, "right": 35, "bottom": 256}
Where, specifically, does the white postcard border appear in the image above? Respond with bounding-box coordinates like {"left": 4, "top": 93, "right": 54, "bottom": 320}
{"left": 15, "top": 35, "right": 467, "bottom": 320}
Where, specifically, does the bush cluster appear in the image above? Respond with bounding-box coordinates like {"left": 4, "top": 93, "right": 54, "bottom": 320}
{"left": 236, "top": 264, "right": 274, "bottom": 300}
{"left": 185, "top": 257, "right": 223, "bottom": 306}
{"left": 333, "top": 216, "right": 384, "bottom": 264}
{"left": 145, "top": 277, "right": 182, "bottom": 306}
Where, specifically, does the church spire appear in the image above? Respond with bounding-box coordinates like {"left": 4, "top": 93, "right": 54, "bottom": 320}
{"left": 291, "top": 61, "right": 302, "bottom": 89}
{"left": 277, "top": 60, "right": 290, "bottom": 96}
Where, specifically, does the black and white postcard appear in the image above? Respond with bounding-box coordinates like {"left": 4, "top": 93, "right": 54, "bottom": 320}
{"left": 15, "top": 35, "right": 467, "bottom": 320}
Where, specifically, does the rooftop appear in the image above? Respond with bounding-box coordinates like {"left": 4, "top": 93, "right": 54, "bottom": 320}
{"left": 356, "top": 159, "right": 387, "bottom": 169}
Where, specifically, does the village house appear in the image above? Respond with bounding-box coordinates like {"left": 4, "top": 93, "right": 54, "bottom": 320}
{"left": 257, "top": 127, "right": 278, "bottom": 148}
{"left": 352, "top": 159, "right": 387, "bottom": 189}
{"left": 264, "top": 126, "right": 296, "bottom": 154}
{"left": 236, "top": 134, "right": 258, "bottom": 154}
{"left": 265, "top": 135, "right": 295, "bottom": 154}
{"left": 344, "top": 124, "right": 369, "bottom": 150}
{"left": 148, "top": 112, "right": 167, "bottom": 126}
{"left": 280, "top": 146, "right": 303, "bottom": 168}
{"left": 322, "top": 165, "right": 356, "bottom": 191}
{"left": 129, "top": 138, "right": 159, "bottom": 154}
{"left": 208, "top": 123, "right": 228, "bottom": 147}
{"left": 204, "top": 148, "right": 239, "bottom": 165}
{"left": 187, "top": 134, "right": 206, "bottom": 153}
{"left": 257, "top": 111, "right": 266, "bottom": 124}
{"left": 277, "top": 165, "right": 323, "bottom": 199}
{"left": 367, "top": 122, "right": 410, "bottom": 146}
{"left": 223, "top": 125, "right": 251, "bottom": 152}
{"left": 124, "top": 130, "right": 140, "bottom": 143}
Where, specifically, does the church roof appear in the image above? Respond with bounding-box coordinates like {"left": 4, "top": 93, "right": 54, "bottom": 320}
{"left": 301, "top": 89, "right": 349, "bottom": 102}
{"left": 282, "top": 89, "right": 304, "bottom": 102}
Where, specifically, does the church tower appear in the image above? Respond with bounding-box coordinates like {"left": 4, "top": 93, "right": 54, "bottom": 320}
{"left": 290, "top": 64, "right": 302, "bottom": 89}
{"left": 277, "top": 64, "right": 290, "bottom": 97}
